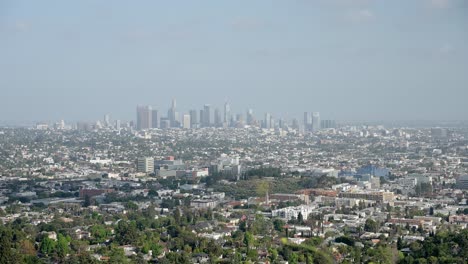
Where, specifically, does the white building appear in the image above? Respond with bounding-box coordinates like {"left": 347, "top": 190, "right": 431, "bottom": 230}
{"left": 272, "top": 205, "right": 316, "bottom": 221}
{"left": 191, "top": 199, "right": 218, "bottom": 209}
{"left": 183, "top": 114, "right": 191, "bottom": 129}
{"left": 137, "top": 157, "right": 154, "bottom": 173}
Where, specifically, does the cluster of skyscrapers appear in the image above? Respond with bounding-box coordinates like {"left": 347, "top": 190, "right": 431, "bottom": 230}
{"left": 136, "top": 99, "right": 336, "bottom": 131}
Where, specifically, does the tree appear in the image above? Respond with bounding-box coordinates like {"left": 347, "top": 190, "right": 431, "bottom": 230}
{"left": 256, "top": 181, "right": 270, "bottom": 198}
{"left": 289, "top": 252, "right": 299, "bottom": 264}
{"left": 397, "top": 236, "right": 404, "bottom": 250}
{"left": 268, "top": 248, "right": 278, "bottom": 262}
{"left": 56, "top": 233, "right": 71, "bottom": 258}
{"left": 40, "top": 237, "right": 56, "bottom": 256}
{"left": 83, "top": 195, "right": 92, "bottom": 207}
{"left": 115, "top": 221, "right": 139, "bottom": 245}
{"left": 297, "top": 212, "right": 304, "bottom": 224}
{"left": 273, "top": 219, "right": 285, "bottom": 232}
{"left": 19, "top": 240, "right": 36, "bottom": 256}
{"left": 364, "top": 219, "right": 379, "bottom": 233}
{"left": 90, "top": 224, "right": 110, "bottom": 243}
{"left": 126, "top": 201, "right": 138, "bottom": 211}
{"left": 244, "top": 231, "right": 254, "bottom": 249}
{"left": 0, "top": 228, "right": 21, "bottom": 264}
{"left": 109, "top": 247, "right": 129, "bottom": 264}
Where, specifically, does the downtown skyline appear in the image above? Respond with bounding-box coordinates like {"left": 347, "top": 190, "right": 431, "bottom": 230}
{"left": 1, "top": 1, "right": 468, "bottom": 122}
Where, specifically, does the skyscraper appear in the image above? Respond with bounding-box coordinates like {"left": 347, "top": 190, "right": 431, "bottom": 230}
{"left": 199, "top": 109, "right": 204, "bottom": 127}
{"left": 264, "top": 112, "right": 271, "bottom": 129}
{"left": 303, "top": 112, "right": 312, "bottom": 131}
{"left": 104, "top": 114, "right": 111, "bottom": 127}
{"left": 190, "top": 110, "right": 198, "bottom": 128}
{"left": 152, "top": 109, "right": 159, "bottom": 128}
{"left": 312, "top": 112, "right": 321, "bottom": 132}
{"left": 224, "top": 102, "right": 231, "bottom": 127}
{"left": 321, "top": 120, "right": 336, "bottom": 129}
{"left": 203, "top": 104, "right": 211, "bottom": 127}
{"left": 168, "top": 98, "right": 176, "bottom": 127}
{"left": 136, "top": 105, "right": 152, "bottom": 130}
{"left": 182, "top": 114, "right": 191, "bottom": 129}
{"left": 247, "top": 109, "right": 254, "bottom": 125}
{"left": 214, "top": 108, "right": 221, "bottom": 127}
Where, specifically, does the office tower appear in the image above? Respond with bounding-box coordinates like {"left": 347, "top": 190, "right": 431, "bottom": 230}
{"left": 312, "top": 112, "right": 321, "bottom": 132}
{"left": 236, "top": 113, "right": 244, "bottom": 127}
{"left": 151, "top": 109, "right": 159, "bottom": 128}
{"left": 291, "top": 118, "right": 299, "bottom": 130}
{"left": 278, "top": 118, "right": 284, "bottom": 129}
{"left": 230, "top": 115, "right": 236, "bottom": 127}
{"left": 137, "top": 157, "right": 154, "bottom": 173}
{"left": 168, "top": 98, "right": 176, "bottom": 127}
{"left": 174, "top": 111, "right": 180, "bottom": 127}
{"left": 246, "top": 109, "right": 254, "bottom": 125}
{"left": 104, "top": 114, "right": 111, "bottom": 127}
{"left": 224, "top": 102, "right": 231, "bottom": 126}
{"left": 160, "top": 118, "right": 170, "bottom": 129}
{"left": 214, "top": 108, "right": 222, "bottom": 127}
{"left": 303, "top": 112, "right": 312, "bottom": 131}
{"left": 189, "top": 110, "right": 198, "bottom": 128}
{"left": 321, "top": 120, "right": 336, "bottom": 129}
{"left": 115, "top": 120, "right": 121, "bottom": 130}
{"left": 136, "top": 105, "right": 152, "bottom": 130}
{"left": 203, "top": 104, "right": 211, "bottom": 127}
{"left": 264, "top": 113, "right": 271, "bottom": 129}
{"left": 182, "top": 114, "right": 191, "bottom": 129}
{"left": 199, "top": 109, "right": 204, "bottom": 127}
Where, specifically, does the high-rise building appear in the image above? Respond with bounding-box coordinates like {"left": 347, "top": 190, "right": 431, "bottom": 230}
{"left": 203, "top": 104, "right": 211, "bottom": 127}
{"left": 115, "top": 120, "right": 121, "bottom": 130}
{"left": 278, "top": 118, "right": 285, "bottom": 129}
{"left": 264, "top": 113, "right": 272, "bottom": 129}
{"left": 321, "top": 120, "right": 336, "bottom": 129}
{"left": 168, "top": 98, "right": 177, "bottom": 127}
{"left": 236, "top": 113, "right": 244, "bottom": 127}
{"left": 136, "top": 105, "right": 152, "bottom": 130}
{"left": 224, "top": 102, "right": 231, "bottom": 126}
{"left": 312, "top": 112, "right": 321, "bottom": 132}
{"left": 214, "top": 108, "right": 222, "bottom": 127}
{"left": 174, "top": 111, "right": 180, "bottom": 127}
{"left": 291, "top": 118, "right": 299, "bottom": 130}
{"left": 247, "top": 109, "right": 254, "bottom": 125}
{"left": 137, "top": 157, "right": 154, "bottom": 173}
{"left": 303, "top": 112, "right": 312, "bottom": 131}
{"left": 152, "top": 109, "right": 159, "bottom": 128}
{"left": 190, "top": 110, "right": 198, "bottom": 128}
{"left": 160, "top": 118, "right": 170, "bottom": 129}
{"left": 183, "top": 114, "right": 191, "bottom": 129}
{"left": 104, "top": 114, "right": 111, "bottom": 127}
{"left": 199, "top": 109, "right": 204, "bottom": 127}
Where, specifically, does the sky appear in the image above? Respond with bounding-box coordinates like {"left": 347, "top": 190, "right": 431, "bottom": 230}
{"left": 1, "top": 0, "right": 467, "bottom": 122}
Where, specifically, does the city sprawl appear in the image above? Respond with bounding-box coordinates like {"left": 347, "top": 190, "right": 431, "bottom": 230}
{"left": 1, "top": 107, "right": 468, "bottom": 264}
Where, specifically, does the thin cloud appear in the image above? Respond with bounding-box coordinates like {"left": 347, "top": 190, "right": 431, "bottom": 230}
{"left": 230, "top": 17, "right": 265, "bottom": 31}
{"left": 346, "top": 9, "right": 375, "bottom": 23}
{"left": 439, "top": 43, "right": 453, "bottom": 54}
{"left": 12, "top": 21, "right": 31, "bottom": 32}
{"left": 430, "top": 0, "right": 450, "bottom": 8}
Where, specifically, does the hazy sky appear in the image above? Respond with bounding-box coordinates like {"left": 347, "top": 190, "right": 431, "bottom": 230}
{"left": 1, "top": 0, "right": 467, "bottom": 122}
